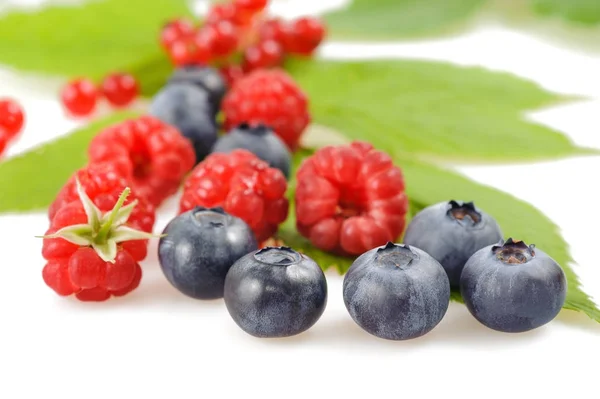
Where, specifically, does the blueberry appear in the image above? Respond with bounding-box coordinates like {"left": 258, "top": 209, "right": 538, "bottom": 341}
{"left": 158, "top": 207, "right": 258, "bottom": 300}
{"left": 149, "top": 82, "right": 218, "bottom": 163}
{"left": 212, "top": 123, "right": 292, "bottom": 178}
{"left": 224, "top": 247, "right": 327, "bottom": 338}
{"left": 343, "top": 242, "right": 450, "bottom": 340}
{"left": 403, "top": 200, "right": 503, "bottom": 287}
{"left": 460, "top": 238, "right": 567, "bottom": 333}
{"left": 168, "top": 65, "right": 227, "bottom": 115}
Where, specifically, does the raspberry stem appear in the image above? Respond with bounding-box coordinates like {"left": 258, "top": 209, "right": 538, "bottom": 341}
{"left": 96, "top": 187, "right": 130, "bottom": 244}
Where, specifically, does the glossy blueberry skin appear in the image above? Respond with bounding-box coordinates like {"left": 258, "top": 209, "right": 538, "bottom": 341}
{"left": 224, "top": 247, "right": 327, "bottom": 338}
{"left": 168, "top": 65, "right": 227, "bottom": 116}
{"left": 343, "top": 242, "right": 450, "bottom": 340}
{"left": 158, "top": 207, "right": 258, "bottom": 300}
{"left": 460, "top": 244, "right": 567, "bottom": 333}
{"left": 149, "top": 82, "right": 218, "bottom": 163}
{"left": 403, "top": 201, "right": 503, "bottom": 287}
{"left": 212, "top": 123, "right": 292, "bottom": 178}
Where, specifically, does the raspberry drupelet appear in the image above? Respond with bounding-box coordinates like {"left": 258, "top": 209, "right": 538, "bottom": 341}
{"left": 42, "top": 180, "right": 158, "bottom": 301}
{"left": 295, "top": 142, "right": 408, "bottom": 256}
{"left": 180, "top": 150, "right": 289, "bottom": 242}
{"left": 88, "top": 116, "right": 196, "bottom": 206}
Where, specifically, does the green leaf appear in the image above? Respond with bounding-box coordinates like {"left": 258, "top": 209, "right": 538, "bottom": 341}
{"left": 287, "top": 58, "right": 594, "bottom": 163}
{"left": 0, "top": 0, "right": 188, "bottom": 83}
{"left": 0, "top": 112, "right": 136, "bottom": 213}
{"left": 399, "top": 156, "right": 600, "bottom": 321}
{"left": 324, "top": 0, "right": 487, "bottom": 40}
{"left": 530, "top": 0, "right": 600, "bottom": 25}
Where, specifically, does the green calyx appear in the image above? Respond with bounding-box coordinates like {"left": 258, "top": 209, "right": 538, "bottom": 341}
{"left": 41, "top": 178, "right": 159, "bottom": 263}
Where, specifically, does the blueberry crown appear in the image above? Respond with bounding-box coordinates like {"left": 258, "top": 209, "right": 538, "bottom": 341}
{"left": 492, "top": 238, "right": 536, "bottom": 264}
{"left": 447, "top": 200, "right": 481, "bottom": 224}
{"left": 254, "top": 246, "right": 302, "bottom": 266}
{"left": 375, "top": 242, "right": 418, "bottom": 269}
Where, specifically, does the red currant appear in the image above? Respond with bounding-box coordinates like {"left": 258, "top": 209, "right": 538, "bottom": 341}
{"left": 259, "top": 18, "right": 289, "bottom": 45}
{"left": 219, "top": 64, "right": 245, "bottom": 88}
{"left": 0, "top": 131, "right": 7, "bottom": 156}
{"left": 60, "top": 78, "right": 98, "bottom": 117}
{"left": 101, "top": 72, "right": 139, "bottom": 107}
{"left": 234, "top": 0, "right": 268, "bottom": 20}
{"left": 205, "top": 3, "right": 248, "bottom": 26}
{"left": 160, "top": 18, "right": 195, "bottom": 50}
{"left": 201, "top": 21, "right": 240, "bottom": 58}
{"left": 168, "top": 37, "right": 211, "bottom": 66}
{"left": 0, "top": 98, "right": 25, "bottom": 140}
{"left": 242, "top": 40, "right": 283, "bottom": 72}
{"left": 287, "top": 17, "right": 326, "bottom": 55}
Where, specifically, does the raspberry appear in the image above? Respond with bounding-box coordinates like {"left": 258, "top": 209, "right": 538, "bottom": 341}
{"left": 48, "top": 162, "right": 155, "bottom": 233}
{"left": 160, "top": 18, "right": 195, "bottom": 50}
{"left": 42, "top": 180, "right": 157, "bottom": 301}
{"left": 205, "top": 3, "right": 248, "bottom": 26}
{"left": 222, "top": 69, "right": 310, "bottom": 150}
{"left": 0, "top": 98, "right": 25, "bottom": 140}
{"left": 60, "top": 78, "right": 98, "bottom": 117}
{"left": 286, "top": 17, "right": 326, "bottom": 56}
{"left": 242, "top": 40, "right": 284, "bottom": 72}
{"left": 88, "top": 116, "right": 195, "bottom": 206}
{"left": 295, "top": 142, "right": 408, "bottom": 256}
{"left": 180, "top": 150, "right": 289, "bottom": 242}
{"left": 233, "top": 0, "right": 268, "bottom": 21}
{"left": 101, "top": 72, "right": 139, "bottom": 107}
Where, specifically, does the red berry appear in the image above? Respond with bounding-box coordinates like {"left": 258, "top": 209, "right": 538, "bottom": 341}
{"left": 242, "top": 40, "right": 284, "bottom": 72}
{"left": 169, "top": 38, "right": 204, "bottom": 67}
{"left": 88, "top": 116, "right": 196, "bottom": 206}
{"left": 219, "top": 64, "right": 245, "bottom": 88}
{"left": 180, "top": 150, "right": 289, "bottom": 242}
{"left": 60, "top": 78, "right": 98, "bottom": 117}
{"left": 234, "top": 0, "right": 268, "bottom": 19}
{"left": 222, "top": 69, "right": 310, "bottom": 150}
{"left": 199, "top": 21, "right": 239, "bottom": 58}
{"left": 101, "top": 72, "right": 139, "bottom": 107}
{"left": 0, "top": 98, "right": 25, "bottom": 139}
{"left": 42, "top": 172, "right": 155, "bottom": 301}
{"left": 48, "top": 162, "right": 156, "bottom": 233}
{"left": 295, "top": 142, "right": 408, "bottom": 256}
{"left": 259, "top": 18, "right": 290, "bottom": 45}
{"left": 205, "top": 3, "right": 248, "bottom": 26}
{"left": 0, "top": 132, "right": 7, "bottom": 157}
{"left": 286, "top": 17, "right": 326, "bottom": 55}
{"left": 160, "top": 18, "right": 195, "bottom": 50}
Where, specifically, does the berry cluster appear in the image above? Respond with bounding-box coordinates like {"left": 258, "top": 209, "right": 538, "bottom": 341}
{"left": 159, "top": 0, "right": 325, "bottom": 85}
{"left": 61, "top": 72, "right": 139, "bottom": 117}
{"left": 0, "top": 98, "right": 25, "bottom": 157}
{"left": 180, "top": 149, "right": 289, "bottom": 242}
{"left": 41, "top": 116, "right": 195, "bottom": 301}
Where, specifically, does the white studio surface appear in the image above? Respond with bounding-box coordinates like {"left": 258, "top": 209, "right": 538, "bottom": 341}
{"left": 1, "top": 1, "right": 599, "bottom": 398}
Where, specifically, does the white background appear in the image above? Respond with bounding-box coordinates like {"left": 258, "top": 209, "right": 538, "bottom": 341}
{"left": 1, "top": 0, "right": 599, "bottom": 398}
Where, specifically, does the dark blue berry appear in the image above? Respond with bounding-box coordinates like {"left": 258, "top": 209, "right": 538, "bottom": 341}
{"left": 403, "top": 200, "right": 503, "bottom": 287}
{"left": 224, "top": 247, "right": 327, "bottom": 338}
{"left": 158, "top": 207, "right": 258, "bottom": 300}
{"left": 212, "top": 123, "right": 292, "bottom": 178}
{"left": 460, "top": 238, "right": 567, "bottom": 333}
{"left": 149, "top": 82, "right": 218, "bottom": 164}
{"left": 168, "top": 65, "right": 226, "bottom": 115}
{"left": 343, "top": 242, "right": 450, "bottom": 340}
